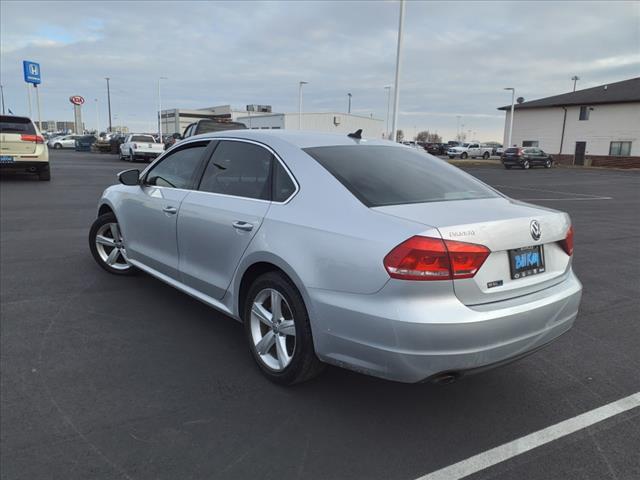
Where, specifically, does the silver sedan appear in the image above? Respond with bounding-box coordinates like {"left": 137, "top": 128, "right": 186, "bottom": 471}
{"left": 89, "top": 130, "right": 582, "bottom": 384}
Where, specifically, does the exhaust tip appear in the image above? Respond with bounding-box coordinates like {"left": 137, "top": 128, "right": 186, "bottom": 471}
{"left": 429, "top": 372, "right": 461, "bottom": 385}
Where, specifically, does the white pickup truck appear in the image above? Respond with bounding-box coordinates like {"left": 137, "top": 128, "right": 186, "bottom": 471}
{"left": 447, "top": 142, "right": 493, "bottom": 159}
{"left": 119, "top": 134, "right": 164, "bottom": 162}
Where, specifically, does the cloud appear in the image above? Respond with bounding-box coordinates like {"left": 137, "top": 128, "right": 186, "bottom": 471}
{"left": 1, "top": 0, "right": 638, "bottom": 140}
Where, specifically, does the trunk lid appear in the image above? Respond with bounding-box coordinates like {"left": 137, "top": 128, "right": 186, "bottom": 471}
{"left": 374, "top": 198, "right": 572, "bottom": 305}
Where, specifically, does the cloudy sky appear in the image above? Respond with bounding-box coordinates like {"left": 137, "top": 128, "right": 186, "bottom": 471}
{"left": 1, "top": 0, "right": 638, "bottom": 140}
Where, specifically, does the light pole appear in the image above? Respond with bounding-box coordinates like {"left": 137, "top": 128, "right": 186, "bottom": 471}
{"left": 571, "top": 75, "right": 580, "bottom": 92}
{"left": 105, "top": 77, "right": 112, "bottom": 132}
{"left": 94, "top": 98, "right": 99, "bottom": 133}
{"left": 504, "top": 87, "right": 515, "bottom": 147}
{"left": 298, "top": 81, "right": 308, "bottom": 130}
{"left": 347, "top": 93, "right": 352, "bottom": 114}
{"left": 0, "top": 84, "right": 5, "bottom": 115}
{"left": 384, "top": 85, "right": 391, "bottom": 139}
{"left": 390, "top": 0, "right": 405, "bottom": 142}
{"left": 158, "top": 76, "right": 167, "bottom": 141}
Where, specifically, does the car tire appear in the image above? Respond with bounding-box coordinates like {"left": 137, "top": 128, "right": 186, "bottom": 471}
{"left": 522, "top": 160, "right": 530, "bottom": 169}
{"left": 89, "top": 212, "right": 136, "bottom": 276}
{"left": 483, "top": 152, "right": 490, "bottom": 159}
{"left": 243, "top": 271, "right": 324, "bottom": 385}
{"left": 38, "top": 167, "right": 51, "bottom": 181}
{"left": 53, "top": 143, "right": 62, "bottom": 149}
{"left": 461, "top": 152, "right": 468, "bottom": 159}
{"left": 448, "top": 156, "right": 454, "bottom": 159}
{"left": 545, "top": 159, "right": 552, "bottom": 168}
{"left": 504, "top": 165, "right": 512, "bottom": 169}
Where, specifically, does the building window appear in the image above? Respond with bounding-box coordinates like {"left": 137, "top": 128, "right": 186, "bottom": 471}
{"left": 522, "top": 140, "right": 539, "bottom": 147}
{"left": 579, "top": 106, "right": 590, "bottom": 121}
{"left": 609, "top": 141, "right": 632, "bottom": 156}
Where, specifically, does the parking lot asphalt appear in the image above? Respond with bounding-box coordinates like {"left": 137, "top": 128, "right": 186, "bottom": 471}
{"left": 1, "top": 151, "right": 639, "bottom": 480}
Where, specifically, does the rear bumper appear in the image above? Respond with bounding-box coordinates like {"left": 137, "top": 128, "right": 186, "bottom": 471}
{"left": 132, "top": 152, "right": 161, "bottom": 160}
{"left": 308, "top": 270, "right": 582, "bottom": 383}
{"left": 0, "top": 160, "right": 49, "bottom": 174}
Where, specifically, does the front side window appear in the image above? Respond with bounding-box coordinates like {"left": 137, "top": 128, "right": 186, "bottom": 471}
{"left": 145, "top": 143, "right": 208, "bottom": 189}
{"left": 579, "top": 106, "right": 590, "bottom": 121}
{"left": 198, "top": 141, "right": 272, "bottom": 200}
{"left": 304, "top": 145, "right": 499, "bottom": 207}
{"left": 609, "top": 141, "right": 632, "bottom": 156}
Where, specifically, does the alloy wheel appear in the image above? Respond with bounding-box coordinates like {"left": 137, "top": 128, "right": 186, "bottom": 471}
{"left": 250, "top": 288, "right": 296, "bottom": 371}
{"left": 94, "top": 222, "right": 131, "bottom": 271}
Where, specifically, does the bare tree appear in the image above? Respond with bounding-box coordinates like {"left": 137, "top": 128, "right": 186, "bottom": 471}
{"left": 415, "top": 130, "right": 442, "bottom": 143}
{"left": 396, "top": 129, "right": 404, "bottom": 142}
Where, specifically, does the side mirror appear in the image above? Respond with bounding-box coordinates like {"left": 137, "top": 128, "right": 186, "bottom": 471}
{"left": 174, "top": 133, "right": 182, "bottom": 140}
{"left": 118, "top": 169, "right": 140, "bottom": 186}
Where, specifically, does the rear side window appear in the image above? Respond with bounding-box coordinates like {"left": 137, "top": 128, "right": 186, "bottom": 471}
{"left": 145, "top": 143, "right": 208, "bottom": 189}
{"left": 0, "top": 116, "right": 36, "bottom": 134}
{"left": 198, "top": 141, "right": 272, "bottom": 200}
{"left": 304, "top": 145, "right": 498, "bottom": 207}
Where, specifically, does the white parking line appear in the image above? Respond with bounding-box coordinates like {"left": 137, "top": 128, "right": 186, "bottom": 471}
{"left": 415, "top": 392, "right": 640, "bottom": 480}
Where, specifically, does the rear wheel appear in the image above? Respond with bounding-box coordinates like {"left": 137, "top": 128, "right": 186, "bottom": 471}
{"left": 461, "top": 152, "right": 468, "bottom": 159}
{"left": 53, "top": 143, "right": 62, "bottom": 149}
{"left": 38, "top": 166, "right": 51, "bottom": 181}
{"left": 89, "top": 213, "right": 136, "bottom": 275}
{"left": 243, "top": 271, "right": 324, "bottom": 385}
{"left": 482, "top": 152, "right": 490, "bottom": 159}
{"left": 522, "top": 160, "right": 530, "bottom": 169}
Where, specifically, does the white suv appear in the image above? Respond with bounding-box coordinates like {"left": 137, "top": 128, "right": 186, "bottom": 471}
{"left": 0, "top": 115, "right": 50, "bottom": 181}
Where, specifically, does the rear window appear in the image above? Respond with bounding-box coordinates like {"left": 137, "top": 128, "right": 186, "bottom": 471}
{"left": 304, "top": 145, "right": 498, "bottom": 207}
{"left": 196, "top": 121, "right": 246, "bottom": 134}
{"left": 131, "top": 135, "right": 155, "bottom": 143}
{"left": 505, "top": 148, "right": 520, "bottom": 153}
{"left": 0, "top": 116, "right": 36, "bottom": 134}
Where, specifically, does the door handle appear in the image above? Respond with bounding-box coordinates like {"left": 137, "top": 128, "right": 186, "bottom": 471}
{"left": 232, "top": 221, "right": 254, "bottom": 232}
{"left": 162, "top": 206, "right": 177, "bottom": 214}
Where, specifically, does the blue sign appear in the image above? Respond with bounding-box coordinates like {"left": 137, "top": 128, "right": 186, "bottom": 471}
{"left": 23, "top": 61, "right": 41, "bottom": 85}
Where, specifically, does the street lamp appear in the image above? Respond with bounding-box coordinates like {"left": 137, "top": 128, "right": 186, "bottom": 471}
{"left": 298, "top": 81, "right": 308, "bottom": 130}
{"left": 347, "top": 93, "right": 352, "bottom": 114}
{"left": 105, "top": 77, "right": 112, "bottom": 132}
{"left": 384, "top": 85, "right": 392, "bottom": 139}
{"left": 94, "top": 98, "right": 99, "bottom": 133}
{"left": 504, "top": 87, "right": 515, "bottom": 147}
{"left": 158, "top": 76, "right": 167, "bottom": 140}
{"left": 571, "top": 75, "right": 580, "bottom": 92}
{"left": 0, "top": 84, "right": 5, "bottom": 115}
{"left": 456, "top": 115, "right": 461, "bottom": 140}
{"left": 390, "top": 0, "right": 405, "bottom": 142}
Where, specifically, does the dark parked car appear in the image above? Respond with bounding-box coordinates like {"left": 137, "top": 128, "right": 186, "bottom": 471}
{"left": 182, "top": 119, "right": 246, "bottom": 140}
{"left": 501, "top": 147, "right": 553, "bottom": 169}
{"left": 75, "top": 135, "right": 96, "bottom": 151}
{"left": 425, "top": 143, "right": 447, "bottom": 155}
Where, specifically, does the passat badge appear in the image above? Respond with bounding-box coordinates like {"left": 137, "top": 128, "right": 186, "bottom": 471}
{"left": 530, "top": 220, "right": 541, "bottom": 241}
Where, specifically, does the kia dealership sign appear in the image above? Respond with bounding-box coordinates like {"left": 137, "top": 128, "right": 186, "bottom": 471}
{"left": 69, "top": 95, "right": 85, "bottom": 105}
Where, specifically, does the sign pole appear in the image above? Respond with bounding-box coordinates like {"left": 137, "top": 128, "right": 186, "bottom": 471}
{"left": 34, "top": 84, "right": 42, "bottom": 131}
{"left": 26, "top": 83, "right": 32, "bottom": 118}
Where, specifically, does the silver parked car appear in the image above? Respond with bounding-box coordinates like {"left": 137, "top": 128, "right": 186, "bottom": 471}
{"left": 89, "top": 130, "right": 582, "bottom": 385}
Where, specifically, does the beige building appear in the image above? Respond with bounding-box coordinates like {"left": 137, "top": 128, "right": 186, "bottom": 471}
{"left": 236, "top": 112, "right": 385, "bottom": 139}
{"left": 499, "top": 77, "right": 639, "bottom": 167}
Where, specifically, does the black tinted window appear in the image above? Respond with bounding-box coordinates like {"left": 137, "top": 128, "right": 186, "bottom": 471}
{"left": 145, "top": 144, "right": 207, "bottom": 189}
{"left": 131, "top": 135, "right": 155, "bottom": 143}
{"left": 273, "top": 161, "right": 296, "bottom": 202}
{"left": 199, "top": 141, "right": 272, "bottom": 200}
{"left": 304, "top": 145, "right": 498, "bottom": 207}
{"left": 0, "top": 116, "right": 36, "bottom": 134}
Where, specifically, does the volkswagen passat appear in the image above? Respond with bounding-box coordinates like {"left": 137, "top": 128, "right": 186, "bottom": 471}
{"left": 89, "top": 131, "right": 582, "bottom": 385}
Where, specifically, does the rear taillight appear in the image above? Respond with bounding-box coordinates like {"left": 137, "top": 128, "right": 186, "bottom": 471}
{"left": 384, "top": 236, "right": 490, "bottom": 281}
{"left": 20, "top": 134, "right": 44, "bottom": 144}
{"left": 559, "top": 225, "right": 574, "bottom": 256}
{"left": 517, "top": 148, "right": 524, "bottom": 156}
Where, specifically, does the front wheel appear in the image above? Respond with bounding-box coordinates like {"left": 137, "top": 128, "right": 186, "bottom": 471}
{"left": 461, "top": 152, "right": 468, "bottom": 159}
{"left": 482, "top": 152, "right": 490, "bottom": 159}
{"left": 545, "top": 159, "right": 552, "bottom": 168}
{"left": 244, "top": 272, "right": 324, "bottom": 385}
{"left": 522, "top": 160, "right": 530, "bottom": 169}
{"left": 504, "top": 164, "right": 512, "bottom": 169}
{"left": 89, "top": 212, "right": 136, "bottom": 275}
{"left": 53, "top": 143, "right": 62, "bottom": 149}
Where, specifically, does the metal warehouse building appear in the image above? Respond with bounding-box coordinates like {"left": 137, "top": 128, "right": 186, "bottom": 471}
{"left": 499, "top": 77, "right": 640, "bottom": 168}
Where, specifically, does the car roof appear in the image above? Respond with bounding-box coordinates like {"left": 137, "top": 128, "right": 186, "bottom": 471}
{"left": 192, "top": 129, "right": 395, "bottom": 149}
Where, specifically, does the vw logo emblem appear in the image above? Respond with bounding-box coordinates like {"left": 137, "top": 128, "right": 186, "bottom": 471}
{"left": 530, "top": 220, "right": 541, "bottom": 241}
